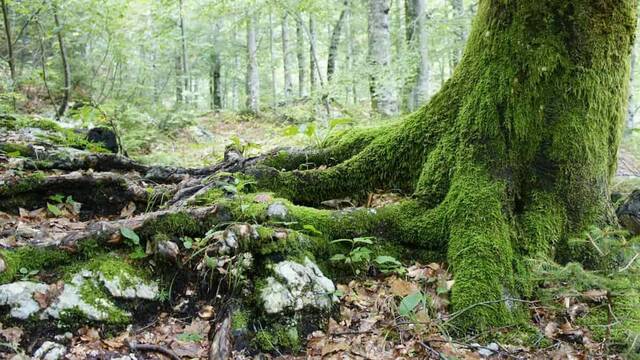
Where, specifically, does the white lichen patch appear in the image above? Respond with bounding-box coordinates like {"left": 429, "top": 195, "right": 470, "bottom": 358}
{"left": 0, "top": 281, "right": 48, "bottom": 319}
{"left": 45, "top": 270, "right": 128, "bottom": 321}
{"left": 261, "top": 257, "right": 336, "bottom": 314}
{"left": 99, "top": 272, "right": 158, "bottom": 299}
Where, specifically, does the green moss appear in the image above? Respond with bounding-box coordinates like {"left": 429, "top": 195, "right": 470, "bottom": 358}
{"left": 77, "top": 278, "right": 130, "bottom": 324}
{"left": 232, "top": 309, "right": 250, "bottom": 331}
{"left": 0, "top": 246, "right": 73, "bottom": 284}
{"left": 137, "top": 212, "right": 208, "bottom": 240}
{"left": 254, "top": 324, "right": 301, "bottom": 353}
{"left": 0, "top": 171, "right": 45, "bottom": 197}
{"left": 193, "top": 188, "right": 226, "bottom": 205}
{"left": 0, "top": 143, "right": 33, "bottom": 157}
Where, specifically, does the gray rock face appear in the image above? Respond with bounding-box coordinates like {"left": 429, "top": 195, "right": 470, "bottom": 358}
{"left": 261, "top": 257, "right": 336, "bottom": 314}
{"left": 0, "top": 281, "right": 48, "bottom": 319}
{"left": 0, "top": 269, "right": 157, "bottom": 322}
{"left": 617, "top": 189, "right": 640, "bottom": 235}
{"left": 33, "top": 341, "right": 67, "bottom": 360}
{"left": 266, "top": 202, "right": 289, "bottom": 221}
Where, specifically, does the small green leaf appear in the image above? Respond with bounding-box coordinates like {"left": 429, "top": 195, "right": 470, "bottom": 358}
{"left": 48, "top": 194, "right": 65, "bottom": 203}
{"left": 353, "top": 237, "right": 374, "bottom": 245}
{"left": 47, "top": 203, "right": 62, "bottom": 216}
{"left": 303, "top": 122, "right": 316, "bottom": 137}
{"left": 330, "top": 254, "right": 347, "bottom": 262}
{"left": 120, "top": 227, "right": 140, "bottom": 245}
{"left": 282, "top": 125, "right": 299, "bottom": 137}
{"left": 399, "top": 291, "right": 424, "bottom": 317}
{"left": 375, "top": 255, "right": 402, "bottom": 266}
{"left": 302, "top": 224, "right": 323, "bottom": 235}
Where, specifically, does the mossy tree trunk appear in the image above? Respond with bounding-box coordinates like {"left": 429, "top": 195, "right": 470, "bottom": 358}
{"left": 256, "top": 0, "right": 637, "bottom": 330}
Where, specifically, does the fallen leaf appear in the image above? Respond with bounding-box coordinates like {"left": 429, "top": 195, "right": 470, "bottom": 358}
{"left": 120, "top": 202, "right": 136, "bottom": 218}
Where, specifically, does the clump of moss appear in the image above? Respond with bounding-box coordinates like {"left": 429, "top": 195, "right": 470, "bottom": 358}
{"left": 254, "top": 323, "right": 301, "bottom": 353}
{"left": 0, "top": 246, "right": 73, "bottom": 284}
{"left": 232, "top": 309, "right": 251, "bottom": 331}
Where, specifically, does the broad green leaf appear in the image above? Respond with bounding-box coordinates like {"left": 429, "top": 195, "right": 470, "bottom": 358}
{"left": 353, "top": 237, "right": 374, "bottom": 245}
{"left": 47, "top": 203, "right": 62, "bottom": 216}
{"left": 330, "top": 254, "right": 347, "bottom": 262}
{"left": 282, "top": 125, "right": 299, "bottom": 137}
{"left": 120, "top": 227, "right": 140, "bottom": 245}
{"left": 303, "top": 122, "right": 316, "bottom": 137}
{"left": 399, "top": 291, "right": 424, "bottom": 317}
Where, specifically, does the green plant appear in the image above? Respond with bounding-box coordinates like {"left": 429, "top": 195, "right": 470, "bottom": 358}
{"left": 282, "top": 117, "right": 353, "bottom": 147}
{"left": 374, "top": 255, "right": 406, "bottom": 275}
{"left": 176, "top": 332, "right": 204, "bottom": 343}
{"left": 229, "top": 135, "right": 261, "bottom": 157}
{"left": 398, "top": 291, "right": 429, "bottom": 317}
{"left": 330, "top": 237, "right": 375, "bottom": 275}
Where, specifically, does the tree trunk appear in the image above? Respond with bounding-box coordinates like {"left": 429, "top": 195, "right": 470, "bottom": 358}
{"left": 211, "top": 51, "right": 222, "bottom": 110}
{"left": 232, "top": 27, "right": 239, "bottom": 111}
{"left": 367, "top": 0, "right": 398, "bottom": 116}
{"left": 296, "top": 17, "right": 306, "bottom": 98}
{"left": 450, "top": 0, "right": 465, "bottom": 67}
{"left": 309, "top": 16, "right": 318, "bottom": 93}
{"left": 53, "top": 6, "right": 70, "bottom": 119}
{"left": 175, "top": 55, "right": 183, "bottom": 104}
{"left": 261, "top": 0, "right": 636, "bottom": 330}
{"left": 1, "top": 0, "right": 15, "bottom": 87}
{"left": 345, "top": 0, "right": 356, "bottom": 104}
{"left": 327, "top": 6, "right": 346, "bottom": 83}
{"left": 245, "top": 15, "right": 260, "bottom": 113}
{"left": 178, "top": 0, "right": 189, "bottom": 105}
{"left": 282, "top": 14, "right": 294, "bottom": 100}
{"left": 627, "top": 10, "right": 639, "bottom": 132}
{"left": 268, "top": 11, "right": 277, "bottom": 107}
{"left": 403, "top": 0, "right": 429, "bottom": 111}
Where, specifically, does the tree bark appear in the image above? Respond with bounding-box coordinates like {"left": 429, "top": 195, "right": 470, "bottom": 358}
{"left": 178, "top": 0, "right": 189, "bottom": 105}
{"left": 259, "top": 0, "right": 637, "bottom": 330}
{"left": 450, "top": 0, "right": 465, "bottom": 67}
{"left": 1, "top": 0, "right": 16, "bottom": 87}
{"left": 295, "top": 17, "right": 306, "bottom": 98}
{"left": 403, "top": 0, "right": 429, "bottom": 111}
{"left": 344, "top": 0, "right": 356, "bottom": 104}
{"left": 327, "top": 6, "right": 347, "bottom": 83}
{"left": 309, "top": 16, "right": 318, "bottom": 93}
{"left": 282, "top": 13, "right": 294, "bottom": 100}
{"left": 53, "top": 5, "right": 70, "bottom": 119}
{"left": 210, "top": 23, "right": 222, "bottom": 110}
{"left": 268, "top": 11, "right": 277, "bottom": 107}
{"left": 367, "top": 0, "right": 398, "bottom": 116}
{"left": 175, "top": 55, "right": 183, "bottom": 104}
{"left": 245, "top": 15, "right": 260, "bottom": 113}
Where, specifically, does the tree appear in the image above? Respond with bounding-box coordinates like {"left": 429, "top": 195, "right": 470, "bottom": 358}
{"left": 403, "top": 0, "right": 429, "bottom": 111}
{"left": 282, "top": 13, "right": 294, "bottom": 100}
{"left": 450, "top": 0, "right": 465, "bottom": 66}
{"left": 1, "top": 0, "right": 15, "bottom": 86}
{"left": 245, "top": 14, "right": 259, "bottom": 113}
{"left": 255, "top": 0, "right": 636, "bottom": 329}
{"left": 178, "top": 0, "right": 189, "bottom": 105}
{"left": 367, "top": 0, "right": 398, "bottom": 116}
{"left": 295, "top": 17, "right": 306, "bottom": 98}
{"left": 52, "top": 3, "right": 70, "bottom": 118}
{"left": 327, "top": 3, "right": 347, "bottom": 82}
{"left": 210, "top": 23, "right": 222, "bottom": 110}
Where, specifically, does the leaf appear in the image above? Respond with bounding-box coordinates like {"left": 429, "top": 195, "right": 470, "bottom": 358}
{"left": 47, "top": 203, "right": 62, "bottom": 216}
{"left": 399, "top": 291, "right": 424, "bottom": 317}
{"left": 303, "top": 224, "right": 323, "bottom": 235}
{"left": 282, "top": 125, "right": 299, "bottom": 137}
{"left": 330, "top": 254, "right": 347, "bottom": 262}
{"left": 48, "top": 194, "right": 65, "bottom": 203}
{"left": 352, "top": 237, "right": 374, "bottom": 245}
{"left": 375, "top": 255, "right": 402, "bottom": 266}
{"left": 303, "top": 122, "right": 317, "bottom": 137}
{"left": 120, "top": 227, "right": 140, "bottom": 245}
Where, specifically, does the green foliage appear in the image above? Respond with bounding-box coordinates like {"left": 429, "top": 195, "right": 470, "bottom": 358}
{"left": 282, "top": 118, "right": 353, "bottom": 147}
{"left": 329, "top": 237, "right": 374, "bottom": 275}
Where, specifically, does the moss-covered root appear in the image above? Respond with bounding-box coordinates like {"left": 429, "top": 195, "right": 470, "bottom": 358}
{"left": 444, "top": 167, "right": 516, "bottom": 330}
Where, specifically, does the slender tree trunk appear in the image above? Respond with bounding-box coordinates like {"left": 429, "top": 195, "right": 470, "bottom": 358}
{"left": 178, "top": 0, "right": 189, "bottom": 105}
{"left": 295, "top": 17, "right": 306, "bottom": 98}
{"left": 450, "top": 0, "right": 465, "bottom": 67}
{"left": 309, "top": 16, "right": 318, "bottom": 93}
{"left": 232, "top": 28, "right": 239, "bottom": 111}
{"left": 403, "top": 0, "right": 429, "bottom": 111}
{"left": 327, "top": 5, "right": 347, "bottom": 83}
{"left": 211, "top": 24, "right": 222, "bottom": 110}
{"left": 175, "top": 55, "right": 183, "bottom": 104}
{"left": 367, "top": 0, "right": 398, "bottom": 116}
{"left": 268, "top": 11, "right": 277, "bottom": 107}
{"left": 627, "top": 11, "right": 640, "bottom": 132}
{"left": 53, "top": 6, "right": 70, "bottom": 119}
{"left": 345, "top": 0, "right": 356, "bottom": 104}
{"left": 282, "top": 14, "right": 294, "bottom": 100}
{"left": 245, "top": 15, "right": 260, "bottom": 113}
{"left": 1, "top": 0, "right": 16, "bottom": 87}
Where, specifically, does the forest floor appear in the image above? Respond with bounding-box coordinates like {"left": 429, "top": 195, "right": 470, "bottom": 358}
{"left": 0, "top": 113, "right": 639, "bottom": 359}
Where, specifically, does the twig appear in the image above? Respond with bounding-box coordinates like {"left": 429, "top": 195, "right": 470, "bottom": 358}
{"left": 128, "top": 341, "right": 181, "bottom": 360}
{"left": 418, "top": 341, "right": 446, "bottom": 360}
{"left": 619, "top": 252, "right": 639, "bottom": 272}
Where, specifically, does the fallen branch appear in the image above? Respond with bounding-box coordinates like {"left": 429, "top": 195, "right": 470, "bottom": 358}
{"left": 128, "top": 340, "right": 181, "bottom": 360}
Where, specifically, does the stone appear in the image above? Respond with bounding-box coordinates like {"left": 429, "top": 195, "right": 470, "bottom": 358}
{"left": 0, "top": 281, "right": 48, "bottom": 319}
{"left": 261, "top": 257, "right": 336, "bottom": 314}
{"left": 87, "top": 127, "right": 118, "bottom": 153}
{"left": 617, "top": 189, "right": 640, "bottom": 235}
{"left": 33, "top": 341, "right": 67, "bottom": 360}
{"left": 98, "top": 272, "right": 158, "bottom": 300}
{"left": 266, "top": 202, "right": 288, "bottom": 221}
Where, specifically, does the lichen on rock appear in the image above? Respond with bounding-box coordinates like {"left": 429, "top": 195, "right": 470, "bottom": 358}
{"left": 260, "top": 257, "right": 336, "bottom": 314}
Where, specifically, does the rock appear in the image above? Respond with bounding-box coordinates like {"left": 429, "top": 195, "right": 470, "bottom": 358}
{"left": 486, "top": 342, "right": 499, "bottom": 352}
{"left": 261, "top": 257, "right": 336, "bottom": 314}
{"left": 0, "top": 257, "right": 5, "bottom": 273}
{"left": 157, "top": 240, "right": 180, "bottom": 262}
{"left": 45, "top": 270, "right": 128, "bottom": 321}
{"left": 478, "top": 348, "right": 494, "bottom": 358}
{"left": 87, "top": 127, "right": 118, "bottom": 153}
{"left": 0, "top": 281, "right": 49, "bottom": 319}
{"left": 617, "top": 189, "right": 640, "bottom": 235}
{"left": 266, "top": 202, "right": 288, "bottom": 221}
{"left": 99, "top": 271, "right": 158, "bottom": 299}
{"left": 33, "top": 341, "right": 67, "bottom": 360}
